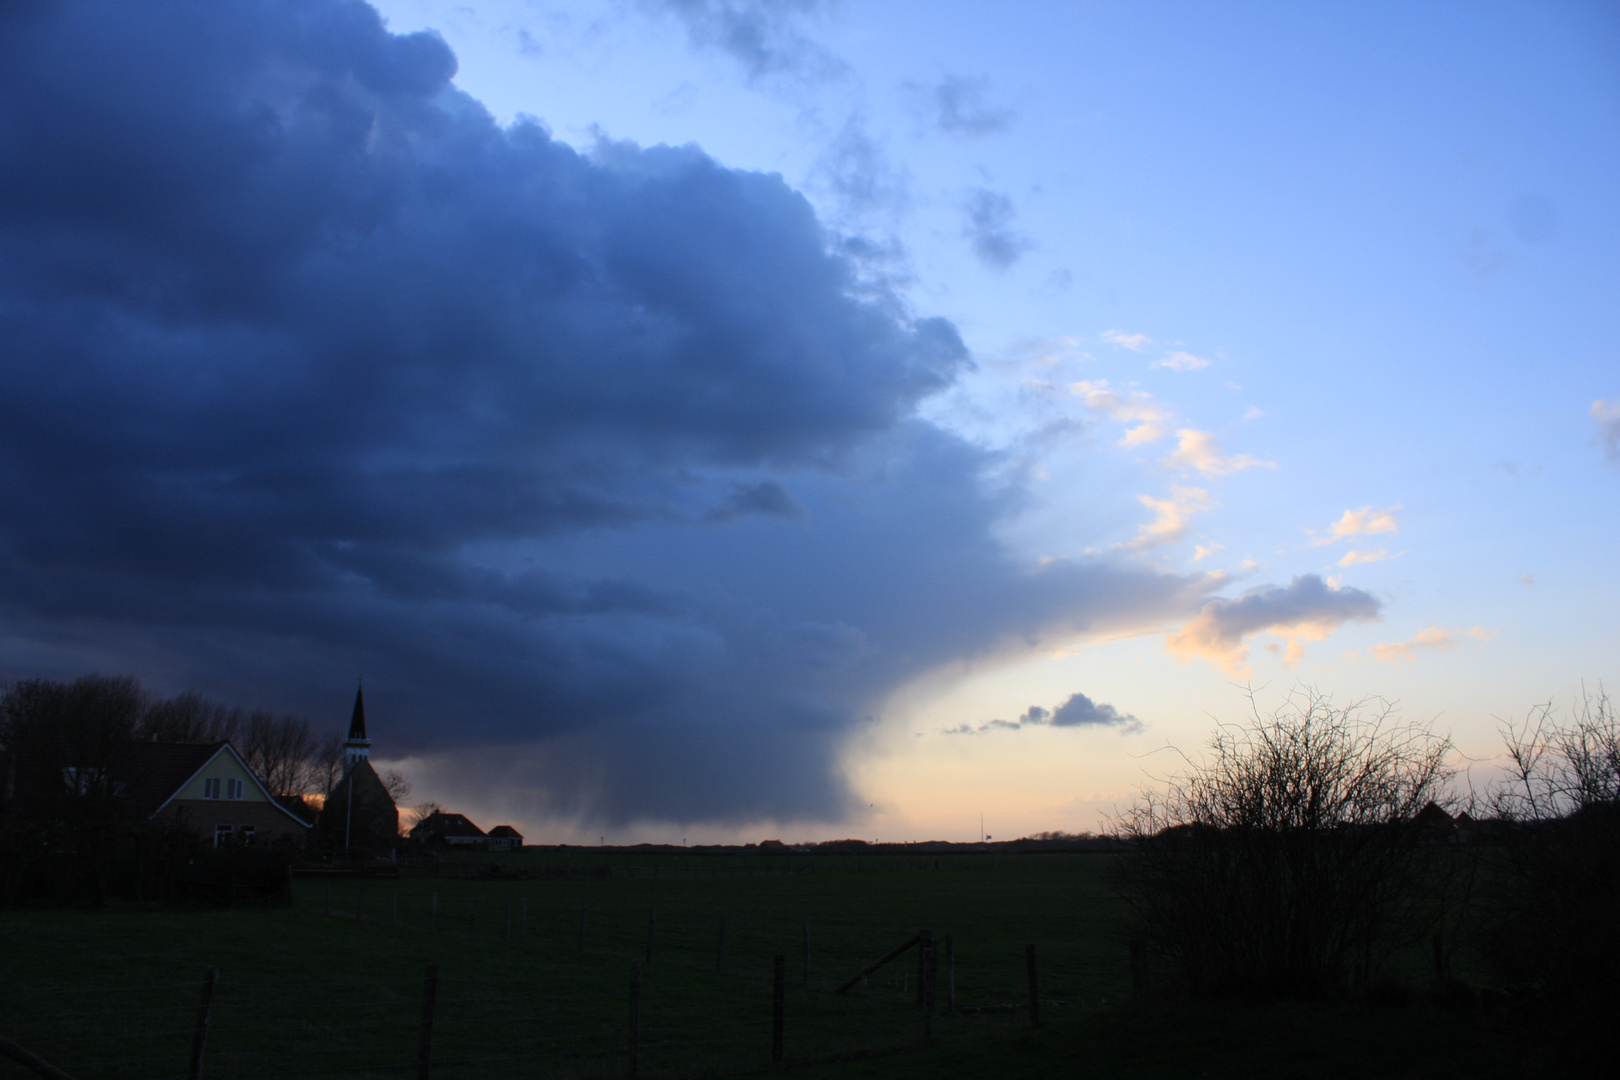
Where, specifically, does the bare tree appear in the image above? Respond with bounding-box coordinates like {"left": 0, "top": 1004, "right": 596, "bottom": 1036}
{"left": 312, "top": 732, "right": 346, "bottom": 797}
{"left": 1, "top": 675, "right": 148, "bottom": 802}
{"left": 380, "top": 768, "right": 411, "bottom": 803}
{"left": 238, "top": 710, "right": 318, "bottom": 796}
{"left": 1485, "top": 688, "right": 1619, "bottom": 1001}
{"left": 139, "top": 691, "right": 241, "bottom": 744}
{"left": 1113, "top": 686, "right": 1452, "bottom": 998}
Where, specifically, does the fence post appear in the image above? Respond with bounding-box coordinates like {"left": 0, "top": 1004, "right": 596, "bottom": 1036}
{"left": 505, "top": 899, "right": 513, "bottom": 943}
{"left": 920, "top": 938, "right": 935, "bottom": 1043}
{"left": 187, "top": 966, "right": 218, "bottom": 1080}
{"left": 417, "top": 963, "right": 439, "bottom": 1080}
{"left": 945, "top": 935, "right": 955, "bottom": 1011}
{"left": 627, "top": 959, "right": 642, "bottom": 1078}
{"left": 1025, "top": 944, "right": 1040, "bottom": 1028}
{"left": 802, "top": 923, "right": 810, "bottom": 986}
{"left": 645, "top": 907, "right": 656, "bottom": 964}
{"left": 772, "top": 954, "right": 785, "bottom": 1064}
{"left": 430, "top": 892, "right": 438, "bottom": 933}
{"left": 915, "top": 930, "right": 933, "bottom": 1007}
{"left": 715, "top": 914, "right": 726, "bottom": 972}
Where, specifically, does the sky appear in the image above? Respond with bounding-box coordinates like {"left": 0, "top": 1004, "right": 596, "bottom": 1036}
{"left": 1, "top": 0, "right": 1616, "bottom": 844}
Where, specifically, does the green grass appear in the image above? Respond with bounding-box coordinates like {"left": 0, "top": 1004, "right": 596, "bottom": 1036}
{"left": 0, "top": 851, "right": 1577, "bottom": 1079}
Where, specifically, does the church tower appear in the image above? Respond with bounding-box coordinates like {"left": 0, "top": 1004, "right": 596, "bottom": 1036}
{"left": 343, "top": 683, "right": 371, "bottom": 773}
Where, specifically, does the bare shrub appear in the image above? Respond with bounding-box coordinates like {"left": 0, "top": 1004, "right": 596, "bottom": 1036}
{"left": 1485, "top": 688, "right": 1620, "bottom": 1000}
{"left": 1114, "top": 687, "right": 1451, "bottom": 998}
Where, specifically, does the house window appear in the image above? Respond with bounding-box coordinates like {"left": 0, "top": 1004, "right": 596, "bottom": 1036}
{"left": 203, "top": 778, "right": 220, "bottom": 800}
{"left": 214, "top": 824, "right": 233, "bottom": 847}
{"left": 239, "top": 826, "right": 256, "bottom": 845}
{"left": 227, "top": 778, "right": 244, "bottom": 800}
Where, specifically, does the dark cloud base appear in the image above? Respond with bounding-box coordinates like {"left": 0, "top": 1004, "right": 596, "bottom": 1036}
{"left": 0, "top": 0, "right": 1205, "bottom": 826}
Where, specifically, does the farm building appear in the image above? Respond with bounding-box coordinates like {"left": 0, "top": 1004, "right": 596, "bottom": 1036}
{"left": 410, "top": 810, "right": 488, "bottom": 847}
{"left": 486, "top": 824, "right": 523, "bottom": 851}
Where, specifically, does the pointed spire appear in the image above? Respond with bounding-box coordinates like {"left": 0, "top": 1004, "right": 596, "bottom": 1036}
{"left": 348, "top": 682, "right": 368, "bottom": 742}
{"left": 343, "top": 681, "right": 371, "bottom": 773}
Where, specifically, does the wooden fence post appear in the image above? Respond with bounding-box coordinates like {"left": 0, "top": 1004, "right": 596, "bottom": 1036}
{"left": 772, "top": 955, "right": 785, "bottom": 1064}
{"left": 922, "top": 940, "right": 936, "bottom": 1042}
{"left": 417, "top": 963, "right": 439, "bottom": 1080}
{"left": 945, "top": 935, "right": 955, "bottom": 1011}
{"left": 187, "top": 966, "right": 218, "bottom": 1080}
{"left": 916, "top": 930, "right": 931, "bottom": 1007}
{"left": 1025, "top": 944, "right": 1040, "bottom": 1028}
{"left": 645, "top": 907, "right": 656, "bottom": 964}
{"left": 627, "top": 959, "right": 642, "bottom": 1079}
{"left": 802, "top": 923, "right": 810, "bottom": 986}
{"left": 715, "top": 914, "right": 726, "bottom": 972}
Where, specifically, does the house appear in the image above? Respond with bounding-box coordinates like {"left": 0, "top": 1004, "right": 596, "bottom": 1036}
{"left": 410, "top": 810, "right": 488, "bottom": 848}
{"left": 130, "top": 740, "right": 312, "bottom": 847}
{"left": 316, "top": 684, "right": 399, "bottom": 858}
{"left": 486, "top": 824, "right": 523, "bottom": 852}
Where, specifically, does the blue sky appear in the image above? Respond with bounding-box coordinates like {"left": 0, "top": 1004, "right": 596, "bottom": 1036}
{"left": 2, "top": 0, "right": 1615, "bottom": 842}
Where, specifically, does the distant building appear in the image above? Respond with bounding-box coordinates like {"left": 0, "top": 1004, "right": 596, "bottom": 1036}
{"left": 316, "top": 685, "right": 398, "bottom": 858}
{"left": 486, "top": 824, "right": 523, "bottom": 852}
{"left": 410, "top": 810, "right": 488, "bottom": 848}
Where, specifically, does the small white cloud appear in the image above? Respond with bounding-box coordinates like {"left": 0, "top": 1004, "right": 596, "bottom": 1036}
{"left": 1101, "top": 329, "right": 1152, "bottom": 351}
{"left": 1152, "top": 351, "right": 1211, "bottom": 372}
{"left": 1242, "top": 406, "right": 1264, "bottom": 421}
{"left": 1593, "top": 398, "right": 1620, "bottom": 464}
{"left": 1193, "top": 542, "right": 1224, "bottom": 562}
{"left": 1336, "top": 548, "right": 1399, "bottom": 567}
{"left": 1370, "top": 625, "right": 1496, "bottom": 664}
{"left": 1070, "top": 379, "right": 1171, "bottom": 445}
{"left": 1162, "top": 428, "right": 1276, "bottom": 476}
{"left": 1121, "top": 486, "right": 1213, "bottom": 551}
{"left": 1308, "top": 505, "right": 1401, "bottom": 546}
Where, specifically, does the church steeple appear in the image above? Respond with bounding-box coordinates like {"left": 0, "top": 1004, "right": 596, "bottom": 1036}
{"left": 343, "top": 682, "right": 371, "bottom": 772}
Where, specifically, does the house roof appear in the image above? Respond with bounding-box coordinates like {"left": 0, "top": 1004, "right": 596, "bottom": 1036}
{"left": 487, "top": 825, "right": 522, "bottom": 838}
{"left": 414, "top": 811, "right": 486, "bottom": 837}
{"left": 133, "top": 741, "right": 312, "bottom": 828}
{"left": 121, "top": 742, "right": 226, "bottom": 815}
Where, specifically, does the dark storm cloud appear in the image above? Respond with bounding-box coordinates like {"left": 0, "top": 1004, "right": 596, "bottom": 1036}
{"left": 963, "top": 188, "right": 1031, "bottom": 269}
{"left": 0, "top": 0, "right": 1208, "bottom": 826}
{"left": 651, "top": 0, "right": 844, "bottom": 85}
{"left": 904, "top": 75, "right": 1015, "bottom": 137}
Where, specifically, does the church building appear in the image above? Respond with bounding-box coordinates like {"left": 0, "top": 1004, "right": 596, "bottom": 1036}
{"left": 317, "top": 685, "right": 399, "bottom": 859}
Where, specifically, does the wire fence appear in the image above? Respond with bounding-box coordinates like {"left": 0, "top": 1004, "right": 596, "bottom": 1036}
{"left": 2, "top": 883, "right": 1124, "bottom": 1079}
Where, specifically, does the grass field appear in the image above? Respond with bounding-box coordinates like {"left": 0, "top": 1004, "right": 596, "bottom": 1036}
{"left": 0, "top": 850, "right": 1586, "bottom": 1079}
